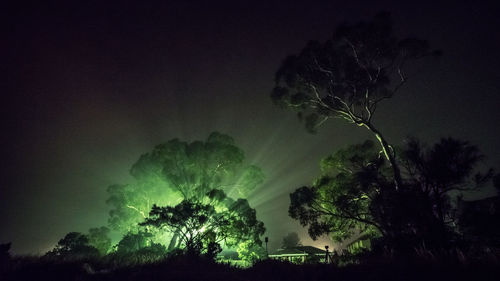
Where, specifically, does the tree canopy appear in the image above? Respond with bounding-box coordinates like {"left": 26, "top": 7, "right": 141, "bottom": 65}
{"left": 289, "top": 140, "right": 386, "bottom": 242}
{"left": 105, "top": 132, "right": 266, "bottom": 258}
{"left": 106, "top": 132, "right": 264, "bottom": 234}
{"left": 401, "top": 137, "right": 492, "bottom": 225}
{"left": 289, "top": 138, "right": 494, "bottom": 250}
{"left": 281, "top": 232, "right": 302, "bottom": 249}
{"left": 45, "top": 232, "right": 99, "bottom": 260}
{"left": 141, "top": 190, "right": 265, "bottom": 257}
{"left": 271, "top": 12, "right": 439, "bottom": 188}
{"left": 88, "top": 226, "right": 112, "bottom": 256}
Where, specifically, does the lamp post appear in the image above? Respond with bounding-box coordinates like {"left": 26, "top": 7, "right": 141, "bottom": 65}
{"left": 265, "top": 237, "right": 269, "bottom": 257}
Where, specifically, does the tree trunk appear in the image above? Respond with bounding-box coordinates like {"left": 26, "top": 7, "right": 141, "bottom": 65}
{"left": 363, "top": 123, "right": 403, "bottom": 190}
{"left": 167, "top": 230, "right": 180, "bottom": 251}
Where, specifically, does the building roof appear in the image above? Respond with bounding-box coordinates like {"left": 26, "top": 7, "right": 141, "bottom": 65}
{"left": 268, "top": 246, "right": 326, "bottom": 257}
{"left": 458, "top": 196, "right": 500, "bottom": 216}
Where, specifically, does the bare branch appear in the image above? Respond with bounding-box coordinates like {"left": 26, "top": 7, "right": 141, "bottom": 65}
{"left": 126, "top": 205, "right": 147, "bottom": 218}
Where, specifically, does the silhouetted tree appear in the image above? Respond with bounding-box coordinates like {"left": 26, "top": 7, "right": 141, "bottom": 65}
{"left": 494, "top": 173, "right": 500, "bottom": 193}
{"left": 453, "top": 172, "right": 500, "bottom": 248}
{"left": 281, "top": 232, "right": 302, "bottom": 249}
{"left": 142, "top": 201, "right": 222, "bottom": 256}
{"left": 379, "top": 138, "right": 493, "bottom": 249}
{"left": 116, "top": 231, "right": 150, "bottom": 252}
{"left": 0, "top": 243, "right": 10, "bottom": 265}
{"left": 45, "top": 232, "right": 99, "bottom": 260}
{"left": 141, "top": 192, "right": 265, "bottom": 258}
{"left": 457, "top": 196, "right": 500, "bottom": 248}
{"left": 271, "top": 13, "right": 439, "bottom": 189}
{"left": 112, "top": 231, "right": 167, "bottom": 263}
{"left": 401, "top": 137, "right": 492, "bottom": 225}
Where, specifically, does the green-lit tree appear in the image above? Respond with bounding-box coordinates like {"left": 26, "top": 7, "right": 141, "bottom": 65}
{"left": 106, "top": 181, "right": 181, "bottom": 235}
{"left": 106, "top": 133, "right": 264, "bottom": 232}
{"left": 106, "top": 132, "right": 265, "bottom": 253}
{"left": 130, "top": 132, "right": 264, "bottom": 200}
{"left": 236, "top": 240, "right": 267, "bottom": 264}
{"left": 271, "top": 13, "right": 439, "bottom": 189}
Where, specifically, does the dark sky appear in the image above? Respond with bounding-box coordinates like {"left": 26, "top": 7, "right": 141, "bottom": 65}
{"left": 1, "top": 0, "right": 500, "bottom": 254}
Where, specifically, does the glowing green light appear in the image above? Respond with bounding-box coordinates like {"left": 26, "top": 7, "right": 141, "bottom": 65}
{"left": 105, "top": 132, "right": 267, "bottom": 258}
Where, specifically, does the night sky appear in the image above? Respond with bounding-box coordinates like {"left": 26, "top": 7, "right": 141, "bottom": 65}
{"left": 2, "top": 1, "right": 500, "bottom": 254}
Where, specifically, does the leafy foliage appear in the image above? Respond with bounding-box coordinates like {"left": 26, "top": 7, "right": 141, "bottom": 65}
{"left": 45, "top": 232, "right": 99, "bottom": 260}
{"left": 106, "top": 132, "right": 266, "bottom": 256}
{"left": 88, "top": 227, "right": 111, "bottom": 256}
{"left": 106, "top": 181, "right": 182, "bottom": 234}
{"left": 130, "top": 132, "right": 264, "bottom": 200}
{"left": 237, "top": 240, "right": 267, "bottom": 264}
{"left": 272, "top": 12, "right": 438, "bottom": 132}
{"left": 115, "top": 231, "right": 153, "bottom": 253}
{"left": 289, "top": 140, "right": 385, "bottom": 242}
{"left": 141, "top": 191, "right": 265, "bottom": 257}
{"left": 289, "top": 138, "right": 495, "bottom": 251}
{"left": 106, "top": 132, "right": 264, "bottom": 236}
{"left": 401, "top": 138, "right": 492, "bottom": 225}
{"left": 271, "top": 12, "right": 439, "bottom": 189}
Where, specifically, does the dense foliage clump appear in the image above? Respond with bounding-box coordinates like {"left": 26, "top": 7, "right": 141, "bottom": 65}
{"left": 289, "top": 138, "right": 497, "bottom": 253}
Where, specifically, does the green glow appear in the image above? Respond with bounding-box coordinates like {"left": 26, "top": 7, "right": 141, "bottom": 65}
{"left": 105, "top": 132, "right": 267, "bottom": 258}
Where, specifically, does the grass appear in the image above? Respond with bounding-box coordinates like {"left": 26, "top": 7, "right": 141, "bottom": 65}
{"left": 1, "top": 249, "right": 500, "bottom": 281}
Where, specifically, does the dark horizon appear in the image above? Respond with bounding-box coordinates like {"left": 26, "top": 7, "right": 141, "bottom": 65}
{"left": 1, "top": 0, "right": 500, "bottom": 255}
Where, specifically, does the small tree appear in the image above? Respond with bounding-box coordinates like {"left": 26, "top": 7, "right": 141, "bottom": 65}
{"left": 281, "top": 232, "right": 302, "bottom": 249}
{"left": 45, "top": 232, "right": 99, "bottom": 260}
{"left": 115, "top": 231, "right": 153, "bottom": 253}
